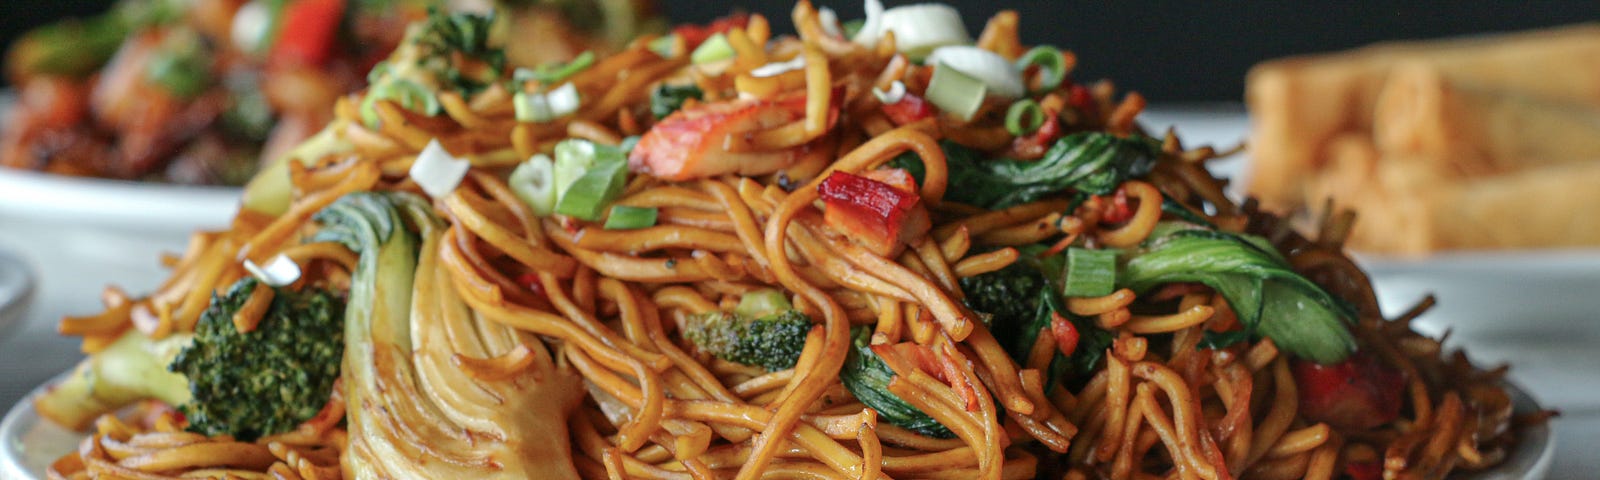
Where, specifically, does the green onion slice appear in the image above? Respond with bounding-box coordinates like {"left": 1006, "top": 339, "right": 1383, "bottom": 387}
{"left": 603, "top": 205, "right": 658, "bottom": 230}
{"left": 1016, "top": 46, "right": 1068, "bottom": 93}
{"left": 529, "top": 51, "right": 595, "bottom": 85}
{"left": 1005, "top": 99, "right": 1044, "bottom": 136}
{"left": 1062, "top": 247, "right": 1117, "bottom": 297}
{"left": 925, "top": 63, "right": 987, "bottom": 122}
{"left": 648, "top": 34, "right": 679, "bottom": 58}
{"left": 553, "top": 139, "right": 629, "bottom": 221}
{"left": 691, "top": 33, "right": 735, "bottom": 65}
{"left": 509, "top": 153, "right": 558, "bottom": 216}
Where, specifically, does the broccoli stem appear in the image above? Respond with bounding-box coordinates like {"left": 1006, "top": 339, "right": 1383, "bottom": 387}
{"left": 33, "top": 329, "right": 192, "bottom": 430}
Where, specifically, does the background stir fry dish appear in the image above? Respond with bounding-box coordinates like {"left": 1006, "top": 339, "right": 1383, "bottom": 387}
{"left": 0, "top": 0, "right": 660, "bottom": 185}
{"left": 33, "top": 3, "right": 1543, "bottom": 480}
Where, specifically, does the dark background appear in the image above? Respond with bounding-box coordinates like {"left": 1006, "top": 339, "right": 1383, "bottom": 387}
{"left": 3, "top": 1, "right": 1598, "bottom": 102}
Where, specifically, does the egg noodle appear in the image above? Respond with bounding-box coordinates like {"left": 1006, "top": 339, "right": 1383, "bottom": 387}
{"left": 40, "top": 3, "right": 1539, "bottom": 479}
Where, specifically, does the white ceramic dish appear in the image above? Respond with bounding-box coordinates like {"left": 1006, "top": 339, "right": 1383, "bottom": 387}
{"left": 0, "top": 246, "right": 34, "bottom": 344}
{"left": 0, "top": 167, "right": 239, "bottom": 235}
{"left": 0, "top": 373, "right": 1548, "bottom": 479}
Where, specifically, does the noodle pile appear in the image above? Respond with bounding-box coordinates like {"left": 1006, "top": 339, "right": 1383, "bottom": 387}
{"left": 43, "top": 3, "right": 1539, "bottom": 479}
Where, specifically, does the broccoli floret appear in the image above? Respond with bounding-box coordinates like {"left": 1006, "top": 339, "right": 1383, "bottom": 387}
{"left": 169, "top": 277, "right": 345, "bottom": 440}
{"left": 34, "top": 277, "right": 344, "bottom": 439}
{"left": 684, "top": 310, "right": 812, "bottom": 372}
{"left": 960, "top": 257, "right": 1046, "bottom": 331}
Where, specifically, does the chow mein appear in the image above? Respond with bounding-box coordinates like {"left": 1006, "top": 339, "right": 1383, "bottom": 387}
{"left": 33, "top": 2, "right": 1542, "bottom": 479}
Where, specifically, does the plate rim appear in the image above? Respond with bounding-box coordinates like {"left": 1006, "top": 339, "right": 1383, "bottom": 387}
{"left": 0, "top": 247, "right": 34, "bottom": 345}
{"left": 0, "top": 167, "right": 240, "bottom": 234}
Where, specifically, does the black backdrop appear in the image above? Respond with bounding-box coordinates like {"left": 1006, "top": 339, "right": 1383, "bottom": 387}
{"left": 3, "top": 1, "right": 1598, "bottom": 102}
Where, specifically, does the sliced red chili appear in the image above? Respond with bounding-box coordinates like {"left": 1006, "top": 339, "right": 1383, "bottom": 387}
{"left": 881, "top": 93, "right": 935, "bottom": 126}
{"left": 1050, "top": 312, "right": 1081, "bottom": 358}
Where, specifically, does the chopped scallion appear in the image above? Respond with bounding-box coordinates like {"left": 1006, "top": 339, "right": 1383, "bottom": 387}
{"left": 926, "top": 63, "right": 986, "bottom": 121}
{"left": 509, "top": 153, "right": 557, "bottom": 216}
{"left": 1062, "top": 247, "right": 1117, "bottom": 297}
{"left": 1005, "top": 99, "right": 1044, "bottom": 136}
{"left": 553, "top": 139, "right": 630, "bottom": 221}
{"left": 691, "top": 33, "right": 735, "bottom": 65}
{"left": 648, "top": 34, "right": 679, "bottom": 58}
{"left": 529, "top": 51, "right": 595, "bottom": 85}
{"left": 603, "top": 205, "right": 658, "bottom": 230}
{"left": 1016, "top": 46, "right": 1068, "bottom": 93}
{"left": 545, "top": 83, "right": 581, "bottom": 117}
{"left": 513, "top": 90, "right": 552, "bottom": 122}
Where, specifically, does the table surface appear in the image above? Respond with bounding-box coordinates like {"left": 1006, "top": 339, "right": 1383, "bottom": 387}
{"left": 1, "top": 105, "right": 1595, "bottom": 477}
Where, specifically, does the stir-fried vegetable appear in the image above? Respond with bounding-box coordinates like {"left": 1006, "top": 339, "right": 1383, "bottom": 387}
{"left": 889, "top": 132, "right": 1161, "bottom": 209}
{"left": 362, "top": 9, "right": 506, "bottom": 126}
{"left": 33, "top": 277, "right": 345, "bottom": 438}
{"left": 317, "top": 192, "right": 583, "bottom": 478}
{"left": 553, "top": 139, "right": 630, "bottom": 220}
{"left": 1120, "top": 222, "right": 1358, "bottom": 364}
{"left": 684, "top": 290, "right": 813, "bottom": 372}
{"left": 818, "top": 169, "right": 931, "bottom": 257}
{"left": 839, "top": 328, "right": 954, "bottom": 438}
{"left": 649, "top": 83, "right": 703, "bottom": 119}
{"left": 170, "top": 277, "right": 345, "bottom": 440}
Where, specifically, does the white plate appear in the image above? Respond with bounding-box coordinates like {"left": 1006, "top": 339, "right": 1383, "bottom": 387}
{"left": 0, "top": 375, "right": 1555, "bottom": 479}
{"left": 0, "top": 168, "right": 239, "bottom": 235}
{"left": 0, "top": 246, "right": 34, "bottom": 344}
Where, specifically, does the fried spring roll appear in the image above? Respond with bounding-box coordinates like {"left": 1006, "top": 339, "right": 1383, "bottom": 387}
{"left": 1247, "top": 23, "right": 1600, "bottom": 208}
{"left": 1317, "top": 159, "right": 1600, "bottom": 255}
{"left": 1373, "top": 63, "right": 1600, "bottom": 177}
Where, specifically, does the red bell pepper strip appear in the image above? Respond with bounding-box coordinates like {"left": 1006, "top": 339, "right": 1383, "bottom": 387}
{"left": 1293, "top": 352, "right": 1407, "bottom": 430}
{"left": 819, "top": 170, "right": 931, "bottom": 258}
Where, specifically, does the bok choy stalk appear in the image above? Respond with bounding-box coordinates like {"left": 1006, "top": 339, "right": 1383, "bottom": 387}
{"left": 314, "top": 192, "right": 582, "bottom": 479}
{"left": 1119, "top": 222, "right": 1358, "bottom": 364}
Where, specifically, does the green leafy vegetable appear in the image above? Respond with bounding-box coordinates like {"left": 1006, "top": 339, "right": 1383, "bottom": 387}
{"left": 1119, "top": 222, "right": 1357, "bottom": 364}
{"left": 171, "top": 277, "right": 346, "bottom": 440}
{"left": 683, "top": 309, "right": 813, "bottom": 372}
{"left": 961, "top": 250, "right": 1110, "bottom": 386}
{"left": 650, "top": 83, "right": 704, "bottom": 119}
{"left": 887, "top": 133, "right": 1161, "bottom": 209}
{"left": 839, "top": 328, "right": 954, "bottom": 438}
